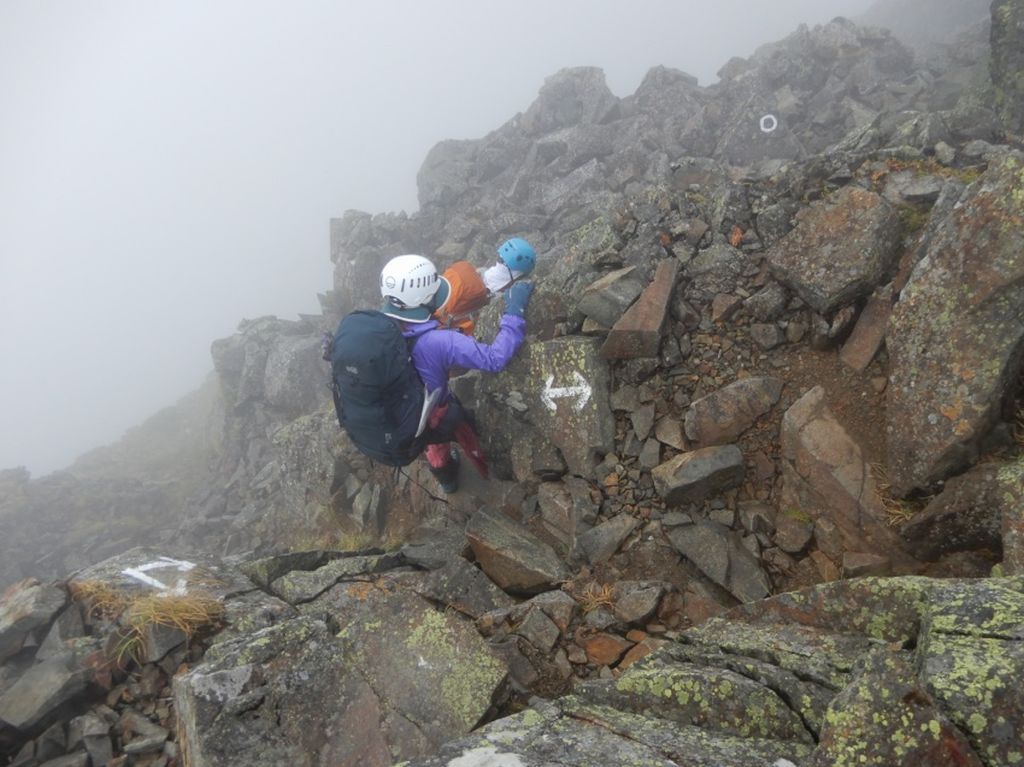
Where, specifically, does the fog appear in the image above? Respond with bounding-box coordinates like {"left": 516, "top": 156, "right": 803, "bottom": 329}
{"left": 0, "top": 0, "right": 876, "bottom": 476}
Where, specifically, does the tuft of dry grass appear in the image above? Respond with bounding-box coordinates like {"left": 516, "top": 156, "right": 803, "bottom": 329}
{"left": 568, "top": 582, "right": 616, "bottom": 614}
{"left": 70, "top": 580, "right": 225, "bottom": 668}
{"left": 69, "top": 580, "right": 128, "bottom": 620}
{"left": 125, "top": 592, "right": 225, "bottom": 637}
{"left": 870, "top": 462, "right": 929, "bottom": 527}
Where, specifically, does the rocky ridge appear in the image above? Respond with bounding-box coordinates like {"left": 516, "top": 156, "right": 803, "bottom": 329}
{"left": 2, "top": 3, "right": 1024, "bottom": 766}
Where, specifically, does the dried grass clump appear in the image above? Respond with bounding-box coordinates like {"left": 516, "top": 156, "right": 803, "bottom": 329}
{"left": 69, "top": 579, "right": 128, "bottom": 620}
{"left": 870, "top": 462, "right": 930, "bottom": 527}
{"left": 568, "top": 582, "right": 615, "bottom": 614}
{"left": 70, "top": 579, "right": 225, "bottom": 668}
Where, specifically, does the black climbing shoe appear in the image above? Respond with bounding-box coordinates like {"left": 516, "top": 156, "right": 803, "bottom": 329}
{"left": 429, "top": 449, "right": 460, "bottom": 493}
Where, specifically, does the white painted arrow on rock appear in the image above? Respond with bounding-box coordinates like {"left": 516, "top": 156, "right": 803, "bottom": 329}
{"left": 121, "top": 556, "right": 196, "bottom": 596}
{"left": 541, "top": 371, "right": 592, "bottom": 413}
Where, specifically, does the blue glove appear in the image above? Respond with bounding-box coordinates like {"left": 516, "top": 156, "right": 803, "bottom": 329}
{"left": 503, "top": 281, "right": 534, "bottom": 318}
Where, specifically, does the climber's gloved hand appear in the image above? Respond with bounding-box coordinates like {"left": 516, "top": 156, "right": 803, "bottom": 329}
{"left": 503, "top": 281, "right": 534, "bottom": 318}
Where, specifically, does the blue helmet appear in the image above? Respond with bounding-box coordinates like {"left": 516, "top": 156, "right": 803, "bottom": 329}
{"left": 497, "top": 237, "right": 536, "bottom": 274}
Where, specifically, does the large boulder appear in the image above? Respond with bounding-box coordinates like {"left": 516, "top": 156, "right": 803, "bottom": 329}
{"left": 490, "top": 337, "right": 614, "bottom": 477}
{"left": 780, "top": 387, "right": 913, "bottom": 570}
{"left": 901, "top": 459, "right": 1020, "bottom": 560}
{"left": 684, "top": 377, "right": 784, "bottom": 447}
{"left": 176, "top": 580, "right": 508, "bottom": 767}
{"left": 767, "top": 186, "right": 902, "bottom": 317}
{"left": 466, "top": 508, "right": 569, "bottom": 594}
{"left": 0, "top": 579, "right": 66, "bottom": 664}
{"left": 886, "top": 153, "right": 1024, "bottom": 494}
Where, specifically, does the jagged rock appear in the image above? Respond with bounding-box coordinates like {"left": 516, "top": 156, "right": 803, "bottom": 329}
{"left": 813, "top": 647, "right": 983, "bottom": 766}
{"left": 466, "top": 508, "right": 569, "bottom": 594}
{"left": 652, "top": 445, "right": 745, "bottom": 506}
{"left": 208, "top": 589, "right": 297, "bottom": 647}
{"left": 514, "top": 608, "right": 561, "bottom": 653}
{"left": 268, "top": 553, "right": 402, "bottom": 604}
{"left": 901, "top": 459, "right": 1021, "bottom": 560}
{"left": 774, "top": 509, "right": 814, "bottom": 554}
{"left": 601, "top": 259, "right": 679, "bottom": 359}
{"left": 69, "top": 548, "right": 254, "bottom": 603}
{"left": 576, "top": 266, "right": 645, "bottom": 328}
{"left": 577, "top": 513, "right": 640, "bottom": 564}
{"left": 780, "top": 386, "right": 912, "bottom": 569}
{"left": 882, "top": 172, "right": 945, "bottom": 204}
{"left": 0, "top": 644, "right": 98, "bottom": 731}
{"left": 0, "top": 579, "right": 67, "bottom": 663}
{"left": 68, "top": 713, "right": 112, "bottom": 767}
{"left": 991, "top": 0, "right": 1024, "bottom": 133}
{"left": 262, "top": 335, "right": 328, "bottom": 415}
{"left": 685, "top": 243, "right": 749, "bottom": 303}
{"left": 744, "top": 282, "right": 789, "bottom": 322}
{"left": 610, "top": 582, "right": 665, "bottom": 624}
{"left": 767, "top": 186, "right": 902, "bottom": 316}
{"left": 237, "top": 550, "right": 341, "bottom": 590}
{"left": 409, "top": 557, "right": 516, "bottom": 619}
{"left": 497, "top": 337, "right": 614, "bottom": 476}
{"left": 35, "top": 605, "right": 85, "bottom": 663}
{"left": 654, "top": 416, "right": 686, "bottom": 451}
{"left": 841, "top": 552, "right": 892, "bottom": 578}
{"left": 916, "top": 580, "right": 1024, "bottom": 766}
{"left": 536, "top": 479, "right": 595, "bottom": 555}
{"left": 668, "top": 522, "right": 770, "bottom": 603}
{"left": 887, "top": 153, "right": 1024, "bottom": 494}
{"left": 839, "top": 285, "right": 894, "bottom": 371}
{"left": 176, "top": 601, "right": 506, "bottom": 767}
{"left": 684, "top": 377, "right": 783, "bottom": 447}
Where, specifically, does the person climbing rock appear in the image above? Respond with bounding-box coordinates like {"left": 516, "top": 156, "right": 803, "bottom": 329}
{"left": 432, "top": 237, "right": 537, "bottom": 336}
{"left": 379, "top": 253, "right": 533, "bottom": 493}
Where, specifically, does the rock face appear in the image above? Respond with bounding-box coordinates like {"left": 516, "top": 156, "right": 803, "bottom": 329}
{"left": 767, "top": 186, "right": 902, "bottom": 317}
{"left": 991, "top": 0, "right": 1024, "bottom": 133}
{"left": 404, "top": 575, "right": 1024, "bottom": 767}
{"left": 902, "top": 459, "right": 1021, "bottom": 560}
{"left": 887, "top": 153, "right": 1024, "bottom": 495}
{"left": 8, "top": 4, "right": 1024, "bottom": 764}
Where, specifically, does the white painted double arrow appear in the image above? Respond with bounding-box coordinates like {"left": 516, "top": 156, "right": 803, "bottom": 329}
{"left": 121, "top": 556, "right": 196, "bottom": 597}
{"left": 541, "top": 372, "right": 592, "bottom": 413}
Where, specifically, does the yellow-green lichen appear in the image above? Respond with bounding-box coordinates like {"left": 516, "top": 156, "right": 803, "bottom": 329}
{"left": 404, "top": 609, "right": 506, "bottom": 731}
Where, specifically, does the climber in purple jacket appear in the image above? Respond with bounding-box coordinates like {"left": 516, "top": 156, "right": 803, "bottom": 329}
{"left": 379, "top": 254, "right": 533, "bottom": 493}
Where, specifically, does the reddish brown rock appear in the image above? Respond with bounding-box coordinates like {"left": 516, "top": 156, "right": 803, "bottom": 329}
{"left": 601, "top": 259, "right": 680, "bottom": 359}
{"left": 780, "top": 386, "right": 914, "bottom": 571}
{"left": 580, "top": 631, "right": 634, "bottom": 666}
{"left": 684, "top": 377, "right": 784, "bottom": 446}
{"left": 618, "top": 638, "right": 671, "bottom": 670}
{"left": 839, "top": 286, "right": 893, "bottom": 371}
{"left": 842, "top": 552, "right": 892, "bottom": 578}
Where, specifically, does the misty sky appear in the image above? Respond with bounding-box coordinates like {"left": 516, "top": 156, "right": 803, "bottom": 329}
{"left": 0, "top": 0, "right": 877, "bottom": 476}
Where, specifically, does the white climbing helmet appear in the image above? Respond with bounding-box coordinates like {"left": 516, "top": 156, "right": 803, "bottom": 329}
{"left": 379, "top": 254, "right": 441, "bottom": 322}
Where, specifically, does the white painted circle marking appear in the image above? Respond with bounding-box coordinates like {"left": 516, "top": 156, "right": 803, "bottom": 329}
{"left": 760, "top": 114, "right": 779, "bottom": 133}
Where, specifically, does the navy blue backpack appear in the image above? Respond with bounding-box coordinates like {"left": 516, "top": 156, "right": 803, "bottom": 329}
{"left": 326, "top": 311, "right": 436, "bottom": 466}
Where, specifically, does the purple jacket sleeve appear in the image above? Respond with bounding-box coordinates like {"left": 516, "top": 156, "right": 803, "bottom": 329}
{"left": 411, "top": 314, "right": 526, "bottom": 396}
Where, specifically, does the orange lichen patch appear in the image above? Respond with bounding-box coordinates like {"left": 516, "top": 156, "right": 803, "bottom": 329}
{"left": 939, "top": 403, "right": 963, "bottom": 422}
{"left": 659, "top": 231, "right": 672, "bottom": 248}
{"left": 343, "top": 581, "right": 378, "bottom": 601}
{"left": 729, "top": 225, "right": 744, "bottom": 247}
